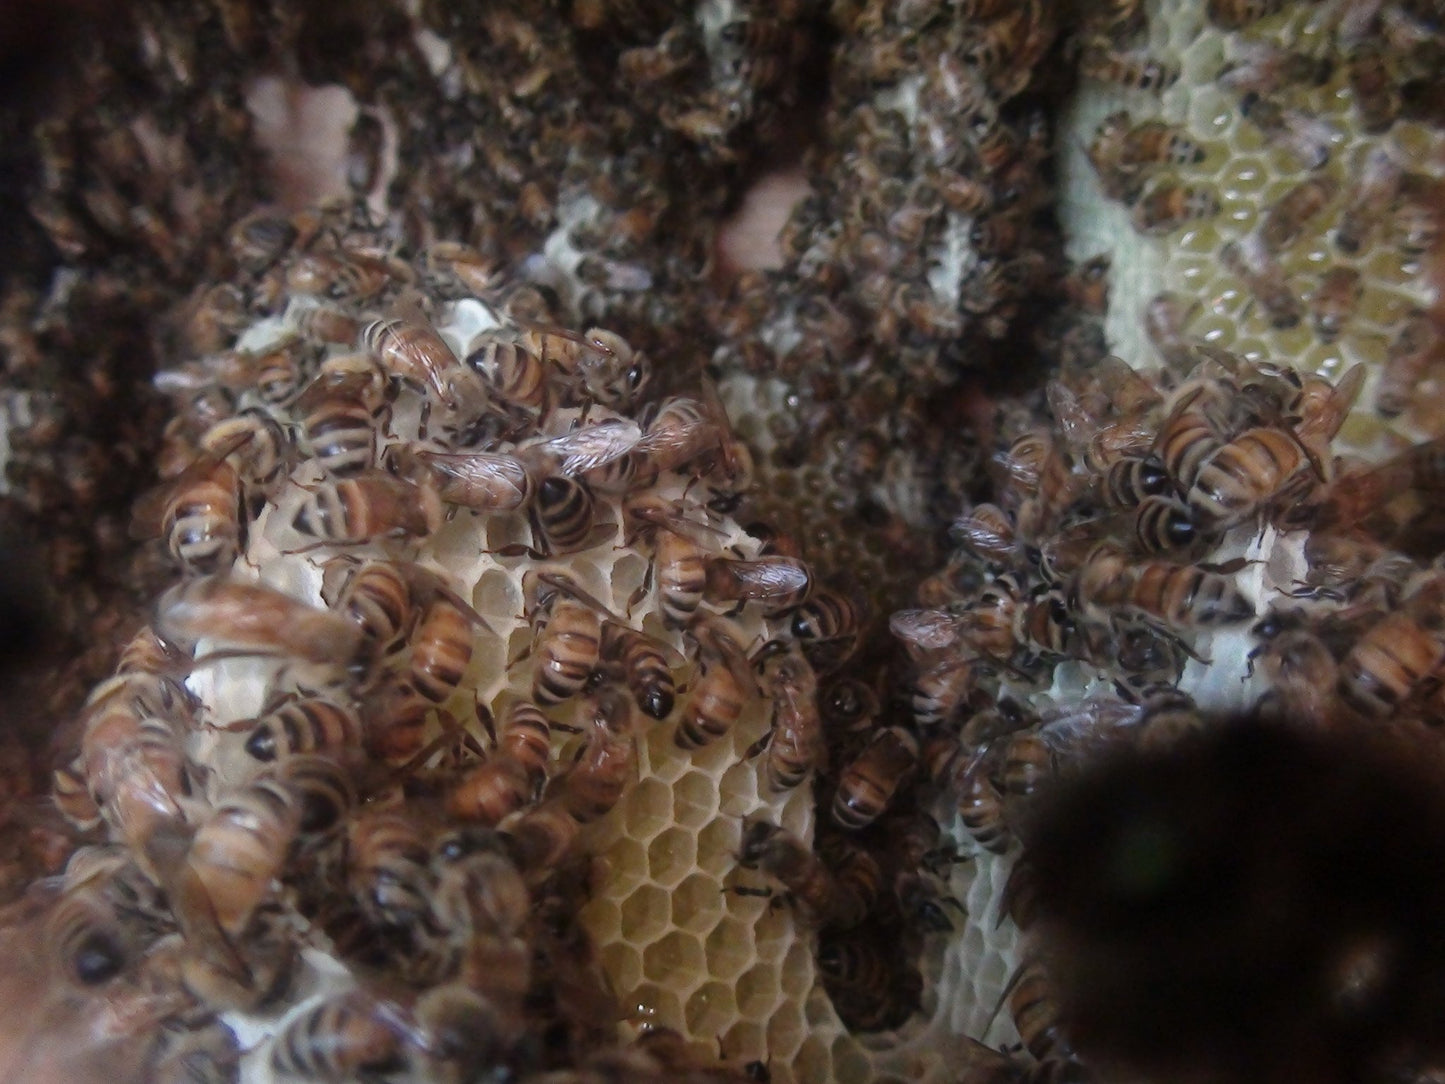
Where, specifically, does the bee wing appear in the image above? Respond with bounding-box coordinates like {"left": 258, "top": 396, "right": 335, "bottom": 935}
{"left": 707, "top": 557, "right": 812, "bottom": 601}
{"left": 605, "top": 621, "right": 686, "bottom": 669}
{"left": 522, "top": 418, "right": 643, "bottom": 476}
{"left": 889, "top": 609, "right": 963, "bottom": 652}
{"left": 414, "top": 449, "right": 535, "bottom": 511}
{"left": 159, "top": 856, "right": 256, "bottom": 986}
{"left": 534, "top": 568, "right": 622, "bottom": 622}
{"left": 1047, "top": 381, "right": 1096, "bottom": 460}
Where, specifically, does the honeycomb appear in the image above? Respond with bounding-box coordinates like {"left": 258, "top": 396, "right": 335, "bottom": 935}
{"left": 1058, "top": 0, "right": 1445, "bottom": 455}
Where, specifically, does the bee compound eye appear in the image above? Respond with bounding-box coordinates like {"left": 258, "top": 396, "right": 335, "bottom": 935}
{"left": 72, "top": 931, "right": 126, "bottom": 985}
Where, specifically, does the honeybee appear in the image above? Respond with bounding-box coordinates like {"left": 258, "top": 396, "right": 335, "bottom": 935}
{"left": 1376, "top": 309, "right": 1443, "bottom": 418}
{"left": 45, "top": 862, "right": 139, "bottom": 986}
{"left": 1239, "top": 93, "right": 1337, "bottom": 170}
{"left": 785, "top": 587, "right": 864, "bottom": 673}
{"left": 1089, "top": 113, "right": 1203, "bottom": 201}
{"left": 199, "top": 410, "right": 293, "bottom": 488}
{"left": 1315, "top": 434, "right": 1445, "bottom": 538}
{"left": 347, "top": 809, "right": 435, "bottom": 929}
{"left": 406, "top": 594, "right": 479, "bottom": 705}
{"left": 274, "top": 753, "right": 357, "bottom": 839}
{"left": 524, "top": 570, "right": 604, "bottom": 706}
{"left": 290, "top": 302, "right": 363, "bottom": 346}
{"left": 420, "top": 242, "right": 503, "bottom": 301}
{"left": 911, "top": 656, "right": 1000, "bottom": 728}
{"left": 130, "top": 444, "right": 243, "bottom": 574}
{"left": 1061, "top": 254, "right": 1112, "bottom": 316}
{"left": 633, "top": 379, "right": 738, "bottom": 477}
{"left": 510, "top": 322, "right": 645, "bottom": 411}
{"left": 1336, "top": 145, "right": 1402, "bottom": 253}
{"left": 361, "top": 301, "right": 485, "bottom": 414}
{"left": 735, "top": 821, "right": 872, "bottom": 930}
{"left": 815, "top": 926, "right": 922, "bottom": 1032}
{"left": 390, "top": 446, "right": 536, "bottom": 515}
{"left": 1079, "top": 41, "right": 1179, "bottom": 91}
{"left": 559, "top": 687, "right": 637, "bottom": 823}
{"left": 521, "top": 418, "right": 645, "bottom": 480}
{"left": 268, "top": 990, "right": 406, "bottom": 1079}
{"left": 181, "top": 774, "right": 301, "bottom": 938}
{"left": 625, "top": 498, "right": 712, "bottom": 627}
{"left": 601, "top": 622, "right": 680, "bottom": 720}
{"left": 1346, "top": 42, "right": 1400, "bottom": 133}
{"left": 464, "top": 336, "right": 550, "bottom": 415}
{"left": 447, "top": 699, "right": 552, "bottom": 824}
{"left": 80, "top": 704, "right": 190, "bottom": 862}
{"left": 952, "top": 504, "right": 1019, "bottom": 568}
{"left": 228, "top": 210, "right": 298, "bottom": 272}
{"left": 1217, "top": 43, "right": 1334, "bottom": 94}
{"left": 675, "top": 613, "right": 754, "bottom": 750}
{"left": 752, "top": 646, "right": 825, "bottom": 792}
{"left": 1249, "top": 614, "right": 1341, "bottom": 726}
{"left": 286, "top": 251, "right": 395, "bottom": 306}
{"left": 704, "top": 555, "right": 812, "bottom": 615}
{"left": 1001, "top": 957, "right": 1073, "bottom": 1062}
{"left": 52, "top": 760, "right": 102, "bottom": 831}
{"left": 427, "top": 830, "right": 530, "bottom": 941}
{"left": 84, "top": 623, "right": 194, "bottom": 722}
{"left": 294, "top": 367, "right": 391, "bottom": 478}
{"left": 927, "top": 737, "right": 1012, "bottom": 853}
{"left": 1207, "top": 0, "right": 1283, "bottom": 27}
{"left": 499, "top": 796, "right": 582, "bottom": 878}
{"left": 1130, "top": 180, "right": 1220, "bottom": 236}
{"left": 1338, "top": 609, "right": 1445, "bottom": 718}
{"left": 291, "top": 470, "right": 442, "bottom": 545}
{"left": 241, "top": 695, "right": 363, "bottom": 763}
{"left": 527, "top": 474, "right": 614, "bottom": 556}
{"left": 832, "top": 726, "right": 918, "bottom": 830}
{"left": 618, "top": 23, "right": 698, "bottom": 85}
{"left": 1393, "top": 173, "right": 1445, "bottom": 255}
{"left": 1134, "top": 494, "right": 1209, "bottom": 556}
{"left": 1220, "top": 234, "right": 1303, "bottom": 330}
{"left": 1259, "top": 175, "right": 1340, "bottom": 253}
{"left": 1309, "top": 268, "right": 1363, "bottom": 343}
{"left": 1190, "top": 424, "right": 1316, "bottom": 526}
{"left": 1075, "top": 544, "right": 1254, "bottom": 628}
{"left": 1101, "top": 455, "right": 1173, "bottom": 509}
{"left": 320, "top": 557, "right": 414, "bottom": 659}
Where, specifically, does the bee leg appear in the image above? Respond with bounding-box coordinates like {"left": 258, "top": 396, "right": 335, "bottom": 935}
{"left": 626, "top": 560, "right": 654, "bottom": 619}
{"left": 744, "top": 725, "right": 775, "bottom": 761}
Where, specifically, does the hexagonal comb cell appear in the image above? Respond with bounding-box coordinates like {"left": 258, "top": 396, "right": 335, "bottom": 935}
{"left": 647, "top": 826, "right": 698, "bottom": 888}
{"left": 643, "top": 930, "right": 707, "bottom": 992}
{"left": 704, "top": 915, "right": 759, "bottom": 984}
{"left": 685, "top": 980, "right": 738, "bottom": 1037}
{"left": 736, "top": 963, "right": 782, "bottom": 1018}
{"left": 671, "top": 872, "right": 726, "bottom": 936}
{"left": 618, "top": 883, "right": 671, "bottom": 948}
{"left": 624, "top": 777, "right": 676, "bottom": 843}
{"left": 672, "top": 769, "right": 719, "bottom": 829}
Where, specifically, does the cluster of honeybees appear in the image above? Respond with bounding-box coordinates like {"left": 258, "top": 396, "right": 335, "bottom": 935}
{"left": 0, "top": 0, "right": 835, "bottom": 725}
{"left": 14, "top": 201, "right": 903, "bottom": 1081}
{"left": 1079, "top": 0, "right": 1445, "bottom": 403}
{"left": 877, "top": 331, "right": 1421, "bottom": 1079}
{"left": 705, "top": 0, "right": 1070, "bottom": 619}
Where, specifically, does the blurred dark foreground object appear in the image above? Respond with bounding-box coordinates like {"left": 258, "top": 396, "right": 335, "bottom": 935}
{"left": 1022, "top": 718, "right": 1445, "bottom": 1084}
